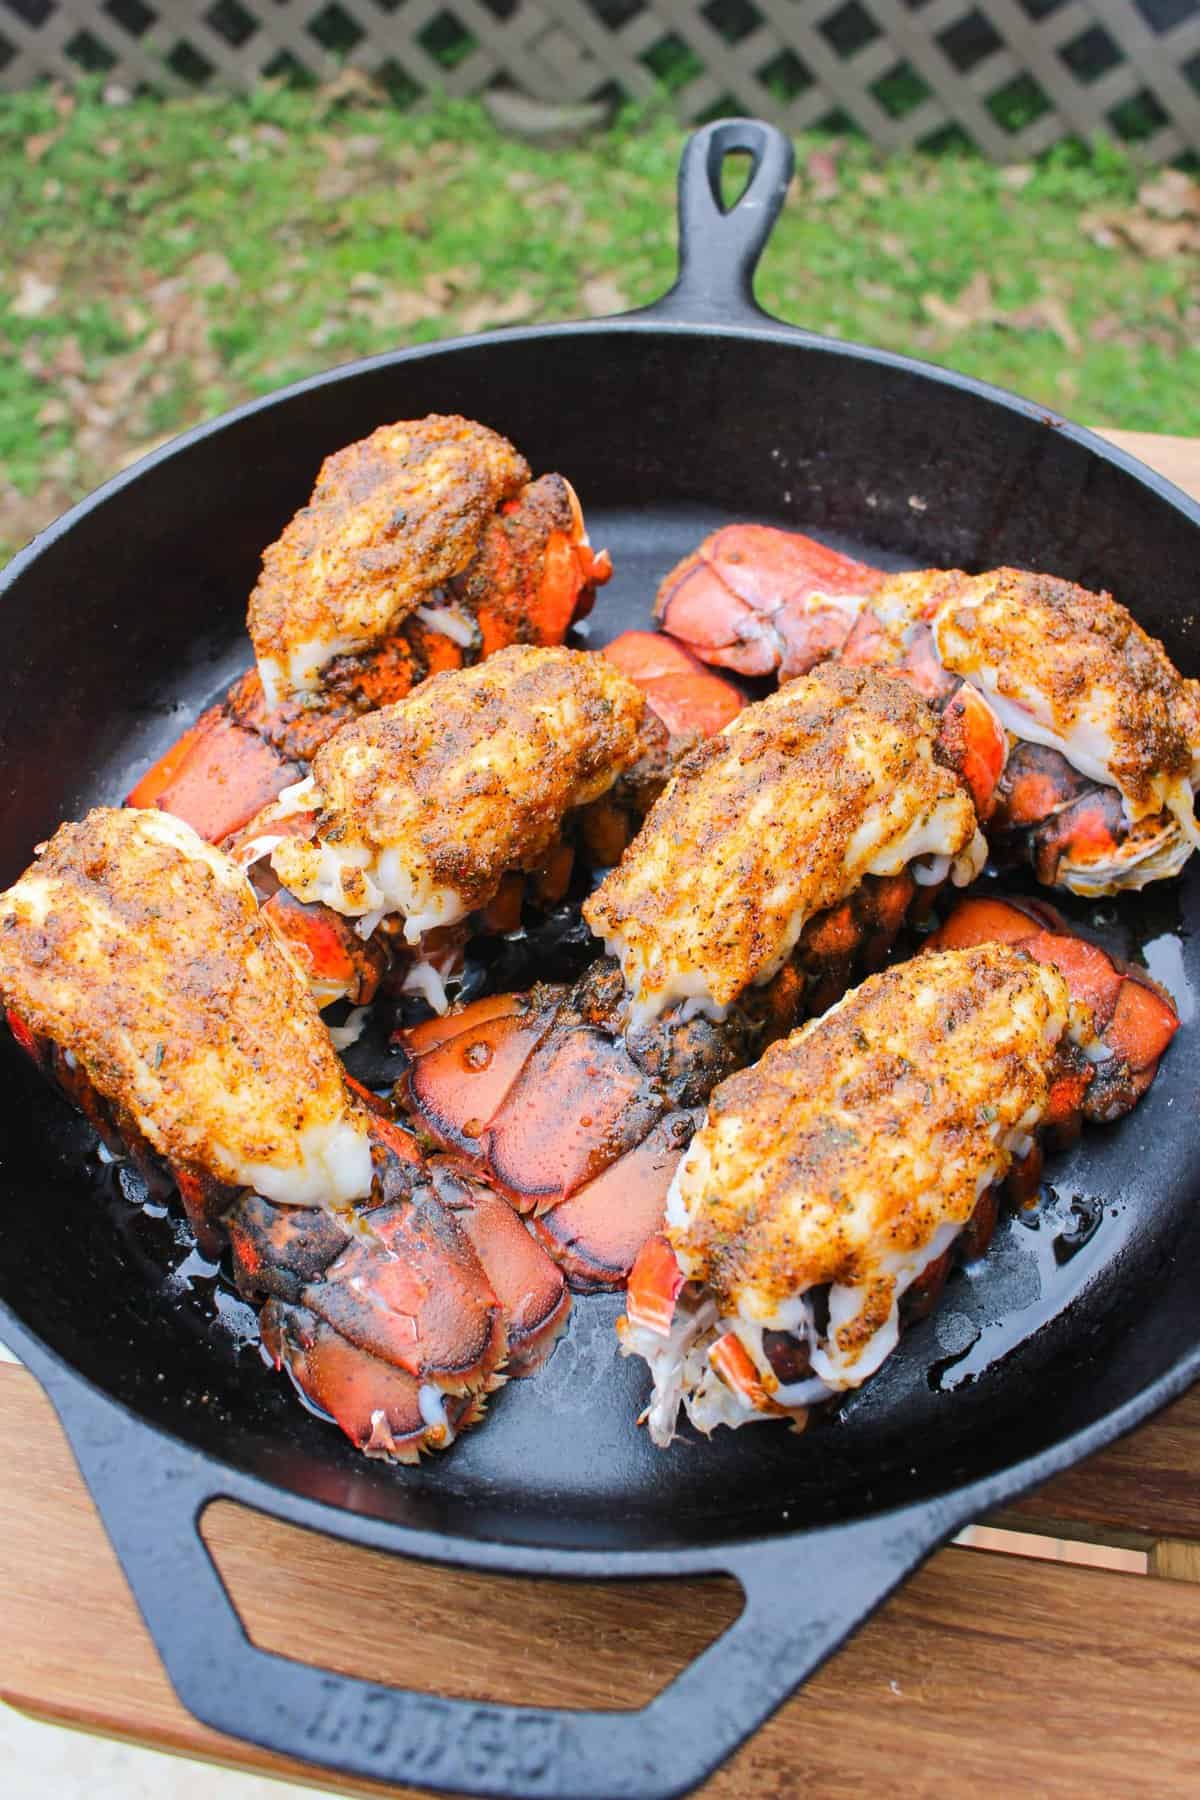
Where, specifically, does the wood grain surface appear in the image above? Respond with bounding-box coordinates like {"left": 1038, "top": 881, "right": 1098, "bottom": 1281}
{"left": 1099, "top": 429, "right": 1200, "bottom": 499}
{"left": 2, "top": 427, "right": 1199, "bottom": 1797}
{"left": 4, "top": 1364, "right": 1200, "bottom": 1798}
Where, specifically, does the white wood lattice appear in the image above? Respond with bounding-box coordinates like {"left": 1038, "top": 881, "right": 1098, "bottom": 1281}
{"left": 1, "top": 0, "right": 1197, "bottom": 160}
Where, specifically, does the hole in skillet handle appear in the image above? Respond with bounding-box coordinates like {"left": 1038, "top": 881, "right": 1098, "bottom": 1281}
{"left": 25, "top": 1323, "right": 956, "bottom": 1800}
{"left": 630, "top": 118, "right": 796, "bottom": 330}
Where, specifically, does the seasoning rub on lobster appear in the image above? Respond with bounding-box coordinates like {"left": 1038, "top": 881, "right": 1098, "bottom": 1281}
{"left": 128, "top": 415, "right": 611, "bottom": 845}
{"left": 0, "top": 807, "right": 569, "bottom": 1463}
{"left": 397, "top": 663, "right": 999, "bottom": 1288}
{"left": 256, "top": 645, "right": 662, "bottom": 1008}
{"left": 654, "top": 520, "right": 1200, "bottom": 897}
{"left": 620, "top": 925, "right": 1177, "bottom": 1447}
{"left": 230, "top": 640, "right": 740, "bottom": 1015}
{"left": 840, "top": 566, "right": 1200, "bottom": 895}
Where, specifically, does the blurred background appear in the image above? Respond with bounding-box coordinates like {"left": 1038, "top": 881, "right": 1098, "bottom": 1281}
{"left": 2, "top": 0, "right": 1199, "bottom": 568}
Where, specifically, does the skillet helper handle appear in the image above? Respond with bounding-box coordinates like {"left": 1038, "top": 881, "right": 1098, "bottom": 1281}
{"left": 636, "top": 118, "right": 795, "bottom": 328}
{"left": 40, "top": 1359, "right": 944, "bottom": 1800}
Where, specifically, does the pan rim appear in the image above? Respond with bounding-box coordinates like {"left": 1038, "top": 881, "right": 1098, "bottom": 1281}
{"left": 5, "top": 313, "right": 1200, "bottom": 598}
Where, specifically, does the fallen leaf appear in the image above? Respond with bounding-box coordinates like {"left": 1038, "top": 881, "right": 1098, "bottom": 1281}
{"left": 1138, "top": 168, "right": 1200, "bottom": 220}
{"left": 1084, "top": 216, "right": 1119, "bottom": 250}
{"left": 317, "top": 67, "right": 388, "bottom": 111}
{"left": 1088, "top": 312, "right": 1122, "bottom": 343}
{"left": 183, "top": 251, "right": 237, "bottom": 291}
{"left": 50, "top": 335, "right": 85, "bottom": 378}
{"left": 805, "top": 148, "right": 839, "bottom": 202}
{"left": 308, "top": 316, "right": 345, "bottom": 348}
{"left": 10, "top": 271, "right": 58, "bottom": 319}
{"left": 148, "top": 275, "right": 185, "bottom": 309}
{"left": 1000, "top": 164, "right": 1034, "bottom": 191}
{"left": 456, "top": 289, "right": 536, "bottom": 333}
{"left": 1119, "top": 215, "right": 1200, "bottom": 258}
{"left": 422, "top": 266, "right": 476, "bottom": 305}
{"left": 921, "top": 271, "right": 994, "bottom": 334}
{"left": 350, "top": 289, "right": 437, "bottom": 331}
{"left": 24, "top": 131, "right": 60, "bottom": 163}
{"left": 37, "top": 399, "right": 69, "bottom": 428}
{"left": 1085, "top": 205, "right": 1200, "bottom": 258}
{"left": 580, "top": 274, "right": 627, "bottom": 317}
{"left": 315, "top": 164, "right": 360, "bottom": 203}
{"left": 317, "top": 132, "right": 348, "bottom": 166}
{"left": 1006, "top": 294, "right": 1080, "bottom": 354}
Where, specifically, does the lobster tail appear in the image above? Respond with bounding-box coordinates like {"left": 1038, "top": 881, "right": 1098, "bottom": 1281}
{"left": 396, "top": 958, "right": 787, "bottom": 1289}
{"left": 927, "top": 895, "right": 1179, "bottom": 1120}
{"left": 260, "top": 1304, "right": 491, "bottom": 1464}
{"left": 126, "top": 674, "right": 304, "bottom": 846}
{"left": 602, "top": 630, "right": 745, "bottom": 740}
{"left": 232, "top": 1116, "right": 569, "bottom": 1458}
{"left": 432, "top": 1167, "right": 571, "bottom": 1374}
{"left": 654, "top": 525, "right": 881, "bottom": 679}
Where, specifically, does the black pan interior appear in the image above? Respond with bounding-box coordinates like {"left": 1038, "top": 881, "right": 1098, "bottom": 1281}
{"left": 3, "top": 323, "right": 1199, "bottom": 1553}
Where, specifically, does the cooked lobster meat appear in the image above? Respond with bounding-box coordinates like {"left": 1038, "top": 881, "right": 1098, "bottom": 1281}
{"left": 128, "top": 415, "right": 610, "bottom": 845}
{"left": 654, "top": 524, "right": 882, "bottom": 678}
{"left": 585, "top": 662, "right": 989, "bottom": 1028}
{"left": 396, "top": 665, "right": 997, "bottom": 1287}
{"left": 250, "top": 416, "right": 527, "bottom": 707}
{"left": 0, "top": 807, "right": 375, "bottom": 1212}
{"left": 840, "top": 566, "right": 1200, "bottom": 894}
{"left": 229, "top": 806, "right": 393, "bottom": 1015}
{"left": 0, "top": 806, "right": 570, "bottom": 1463}
{"left": 234, "top": 642, "right": 738, "bottom": 1014}
{"left": 621, "top": 930, "right": 1177, "bottom": 1446}
{"left": 655, "top": 517, "right": 1200, "bottom": 894}
{"left": 269, "top": 645, "right": 659, "bottom": 946}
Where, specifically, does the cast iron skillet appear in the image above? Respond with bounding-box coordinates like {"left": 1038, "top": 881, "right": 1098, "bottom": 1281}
{"left": 2, "top": 119, "right": 1200, "bottom": 1800}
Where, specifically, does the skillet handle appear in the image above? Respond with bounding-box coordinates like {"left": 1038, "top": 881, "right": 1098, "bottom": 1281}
{"left": 634, "top": 118, "right": 795, "bottom": 328}
{"left": 33, "top": 1349, "right": 947, "bottom": 1800}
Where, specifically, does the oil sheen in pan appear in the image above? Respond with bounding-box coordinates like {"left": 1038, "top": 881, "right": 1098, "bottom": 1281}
{"left": 71, "top": 507, "right": 1199, "bottom": 1461}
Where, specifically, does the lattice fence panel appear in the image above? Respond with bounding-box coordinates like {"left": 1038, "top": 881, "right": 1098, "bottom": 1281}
{"left": 1, "top": 0, "right": 1197, "bottom": 160}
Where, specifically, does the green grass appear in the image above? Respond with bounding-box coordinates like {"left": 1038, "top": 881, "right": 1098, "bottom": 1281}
{"left": 2, "top": 82, "right": 1197, "bottom": 564}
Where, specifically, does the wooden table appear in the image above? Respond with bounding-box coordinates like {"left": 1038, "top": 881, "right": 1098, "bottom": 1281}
{"left": 3, "top": 427, "right": 1200, "bottom": 1799}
